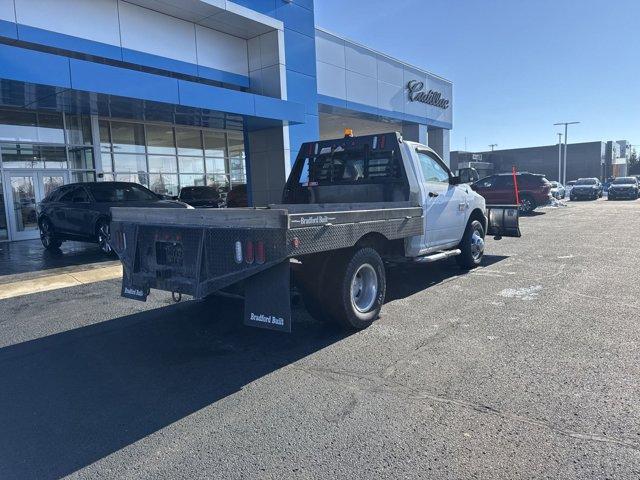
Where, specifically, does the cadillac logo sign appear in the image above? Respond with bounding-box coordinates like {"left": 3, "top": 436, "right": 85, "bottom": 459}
{"left": 407, "top": 80, "right": 450, "bottom": 109}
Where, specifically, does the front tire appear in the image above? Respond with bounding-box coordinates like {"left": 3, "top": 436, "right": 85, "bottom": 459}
{"left": 96, "top": 219, "right": 112, "bottom": 254}
{"left": 325, "top": 248, "right": 386, "bottom": 330}
{"left": 39, "top": 218, "right": 62, "bottom": 250}
{"left": 456, "top": 219, "right": 485, "bottom": 269}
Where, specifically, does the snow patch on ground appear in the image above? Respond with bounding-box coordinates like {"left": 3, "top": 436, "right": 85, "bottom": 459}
{"left": 541, "top": 198, "right": 568, "bottom": 208}
{"left": 499, "top": 285, "right": 543, "bottom": 301}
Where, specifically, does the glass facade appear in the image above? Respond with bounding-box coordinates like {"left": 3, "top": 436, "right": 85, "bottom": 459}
{"left": 0, "top": 109, "right": 95, "bottom": 179}
{"left": 0, "top": 175, "right": 6, "bottom": 240}
{"left": 0, "top": 107, "right": 247, "bottom": 241}
{"left": 99, "top": 120, "right": 245, "bottom": 197}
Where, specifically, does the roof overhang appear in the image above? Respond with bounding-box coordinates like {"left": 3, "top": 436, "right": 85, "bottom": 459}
{"left": 125, "top": 0, "right": 283, "bottom": 38}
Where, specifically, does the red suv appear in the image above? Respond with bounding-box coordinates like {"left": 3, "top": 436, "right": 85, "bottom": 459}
{"left": 471, "top": 173, "right": 552, "bottom": 214}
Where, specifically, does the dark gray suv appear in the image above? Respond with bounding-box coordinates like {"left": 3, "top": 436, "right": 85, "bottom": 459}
{"left": 37, "top": 182, "right": 189, "bottom": 253}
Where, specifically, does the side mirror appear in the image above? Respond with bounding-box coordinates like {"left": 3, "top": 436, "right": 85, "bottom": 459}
{"left": 449, "top": 175, "right": 461, "bottom": 186}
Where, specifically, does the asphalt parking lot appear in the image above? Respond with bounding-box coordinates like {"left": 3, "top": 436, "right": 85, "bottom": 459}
{"left": 1, "top": 199, "right": 639, "bottom": 479}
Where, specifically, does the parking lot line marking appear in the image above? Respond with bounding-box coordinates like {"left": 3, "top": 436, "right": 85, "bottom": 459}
{"left": 0, "top": 265, "right": 122, "bottom": 301}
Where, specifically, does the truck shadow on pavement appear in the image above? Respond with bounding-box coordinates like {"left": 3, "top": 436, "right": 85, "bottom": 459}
{"left": 0, "top": 296, "right": 348, "bottom": 480}
{"left": 386, "top": 255, "right": 509, "bottom": 301}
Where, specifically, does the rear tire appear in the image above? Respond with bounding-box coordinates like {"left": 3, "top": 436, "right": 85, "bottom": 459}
{"left": 39, "top": 218, "right": 62, "bottom": 250}
{"left": 518, "top": 195, "right": 535, "bottom": 214}
{"left": 324, "top": 248, "right": 386, "bottom": 330}
{"left": 456, "top": 219, "right": 485, "bottom": 269}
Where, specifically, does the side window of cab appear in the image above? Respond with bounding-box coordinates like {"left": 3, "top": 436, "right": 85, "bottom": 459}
{"left": 416, "top": 151, "right": 450, "bottom": 183}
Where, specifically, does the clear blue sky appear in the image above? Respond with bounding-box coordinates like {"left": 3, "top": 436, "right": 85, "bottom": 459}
{"left": 314, "top": 0, "right": 640, "bottom": 152}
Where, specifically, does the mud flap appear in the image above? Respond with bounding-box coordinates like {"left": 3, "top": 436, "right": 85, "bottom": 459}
{"left": 244, "top": 261, "right": 292, "bottom": 333}
{"left": 486, "top": 205, "right": 521, "bottom": 238}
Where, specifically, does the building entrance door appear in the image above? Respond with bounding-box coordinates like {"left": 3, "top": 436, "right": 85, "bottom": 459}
{"left": 3, "top": 170, "right": 68, "bottom": 241}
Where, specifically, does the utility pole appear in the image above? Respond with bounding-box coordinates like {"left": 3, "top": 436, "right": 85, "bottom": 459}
{"left": 557, "top": 133, "right": 563, "bottom": 182}
{"left": 489, "top": 144, "right": 498, "bottom": 151}
{"left": 554, "top": 121, "right": 580, "bottom": 184}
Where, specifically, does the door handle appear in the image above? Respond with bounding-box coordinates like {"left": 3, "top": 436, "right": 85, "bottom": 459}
{"left": 428, "top": 192, "right": 439, "bottom": 198}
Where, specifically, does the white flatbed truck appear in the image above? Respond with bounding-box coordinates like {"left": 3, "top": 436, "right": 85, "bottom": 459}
{"left": 110, "top": 132, "right": 520, "bottom": 332}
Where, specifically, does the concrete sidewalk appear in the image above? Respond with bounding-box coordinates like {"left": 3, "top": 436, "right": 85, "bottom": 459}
{"left": 0, "top": 239, "right": 121, "bottom": 300}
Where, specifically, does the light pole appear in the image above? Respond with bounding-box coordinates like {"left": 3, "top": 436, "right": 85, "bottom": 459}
{"left": 557, "top": 133, "right": 563, "bottom": 182}
{"left": 489, "top": 144, "right": 498, "bottom": 151}
{"left": 554, "top": 121, "right": 580, "bottom": 184}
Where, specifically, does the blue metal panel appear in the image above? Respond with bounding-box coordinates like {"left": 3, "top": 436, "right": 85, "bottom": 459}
{"left": 290, "top": 0, "right": 313, "bottom": 11}
{"left": 317, "top": 94, "right": 346, "bottom": 109}
{"left": 284, "top": 29, "right": 316, "bottom": 77}
{"left": 254, "top": 95, "right": 305, "bottom": 122}
{"left": 0, "top": 19, "right": 18, "bottom": 40}
{"left": 286, "top": 70, "right": 317, "bottom": 115}
{"left": 17, "top": 24, "right": 123, "bottom": 61}
{"left": 6, "top": 23, "right": 249, "bottom": 88}
{"left": 122, "top": 48, "right": 198, "bottom": 77}
{"left": 318, "top": 94, "right": 453, "bottom": 130}
{"left": 197, "top": 65, "right": 250, "bottom": 88}
{"left": 178, "top": 80, "right": 255, "bottom": 116}
{"left": 70, "top": 58, "right": 181, "bottom": 105}
{"left": 288, "top": 113, "right": 319, "bottom": 164}
{"left": 275, "top": 3, "right": 315, "bottom": 37}
{"left": 0, "top": 44, "right": 71, "bottom": 88}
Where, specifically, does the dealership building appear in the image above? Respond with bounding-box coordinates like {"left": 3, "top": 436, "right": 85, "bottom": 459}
{"left": 0, "top": 0, "right": 452, "bottom": 242}
{"left": 451, "top": 140, "right": 629, "bottom": 183}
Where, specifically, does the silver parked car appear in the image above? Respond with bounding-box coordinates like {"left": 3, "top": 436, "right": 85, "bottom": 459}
{"left": 549, "top": 181, "right": 566, "bottom": 199}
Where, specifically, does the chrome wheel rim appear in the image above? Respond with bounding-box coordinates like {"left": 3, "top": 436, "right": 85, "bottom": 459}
{"left": 40, "top": 221, "right": 51, "bottom": 247}
{"left": 98, "top": 222, "right": 111, "bottom": 253}
{"left": 350, "top": 263, "right": 378, "bottom": 313}
{"left": 471, "top": 227, "right": 485, "bottom": 261}
{"left": 519, "top": 198, "right": 532, "bottom": 213}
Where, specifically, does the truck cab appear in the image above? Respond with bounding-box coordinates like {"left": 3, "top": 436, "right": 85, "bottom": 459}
{"left": 282, "top": 132, "right": 491, "bottom": 259}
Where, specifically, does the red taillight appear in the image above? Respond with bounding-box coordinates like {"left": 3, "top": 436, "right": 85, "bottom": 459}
{"left": 245, "top": 240, "right": 255, "bottom": 264}
{"left": 255, "top": 241, "right": 265, "bottom": 264}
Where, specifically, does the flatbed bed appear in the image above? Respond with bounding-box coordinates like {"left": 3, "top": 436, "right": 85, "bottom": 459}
{"left": 111, "top": 202, "right": 422, "bottom": 305}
